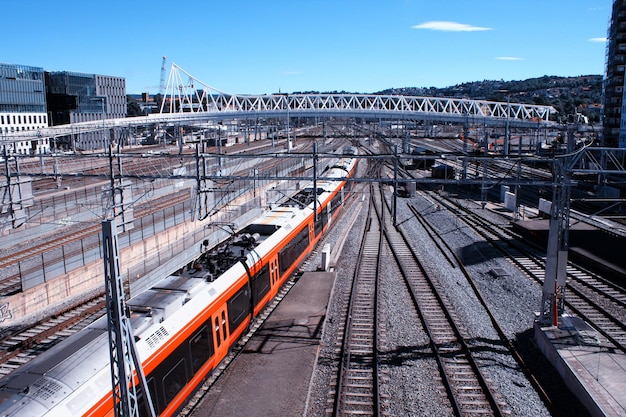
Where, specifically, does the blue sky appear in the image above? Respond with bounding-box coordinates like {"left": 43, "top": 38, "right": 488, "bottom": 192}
{"left": 2, "top": 0, "right": 613, "bottom": 95}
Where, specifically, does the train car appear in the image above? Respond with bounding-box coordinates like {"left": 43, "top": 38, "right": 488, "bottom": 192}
{"left": 341, "top": 145, "right": 357, "bottom": 156}
{"left": 431, "top": 164, "right": 455, "bottom": 179}
{"left": 408, "top": 146, "right": 435, "bottom": 171}
{"left": 396, "top": 180, "right": 416, "bottom": 198}
{"left": 0, "top": 151, "right": 358, "bottom": 417}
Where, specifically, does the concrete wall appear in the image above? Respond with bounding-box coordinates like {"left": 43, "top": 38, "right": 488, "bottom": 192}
{"left": 0, "top": 176, "right": 294, "bottom": 327}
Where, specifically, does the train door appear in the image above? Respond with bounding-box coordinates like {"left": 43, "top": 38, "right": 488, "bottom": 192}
{"left": 269, "top": 256, "right": 279, "bottom": 289}
{"left": 212, "top": 306, "right": 229, "bottom": 360}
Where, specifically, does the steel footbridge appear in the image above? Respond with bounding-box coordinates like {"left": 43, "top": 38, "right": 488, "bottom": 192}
{"left": 5, "top": 63, "right": 556, "bottom": 143}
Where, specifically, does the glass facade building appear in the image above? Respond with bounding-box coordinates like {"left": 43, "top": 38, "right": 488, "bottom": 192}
{"left": 603, "top": 0, "right": 626, "bottom": 147}
{"left": 1, "top": 64, "right": 128, "bottom": 153}
{"left": 0, "top": 63, "right": 49, "bottom": 154}
{"left": 46, "top": 71, "right": 127, "bottom": 150}
{"left": 0, "top": 63, "right": 46, "bottom": 113}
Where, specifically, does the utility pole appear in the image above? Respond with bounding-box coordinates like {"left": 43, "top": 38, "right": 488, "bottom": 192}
{"left": 103, "top": 219, "right": 156, "bottom": 417}
{"left": 539, "top": 126, "right": 574, "bottom": 326}
{"left": 393, "top": 145, "right": 398, "bottom": 226}
{"left": 313, "top": 142, "right": 318, "bottom": 222}
{"left": 286, "top": 94, "right": 291, "bottom": 152}
{"left": 504, "top": 95, "right": 510, "bottom": 156}
{"left": 496, "top": 90, "right": 511, "bottom": 156}
{"left": 102, "top": 125, "right": 155, "bottom": 415}
{"left": 462, "top": 115, "right": 469, "bottom": 179}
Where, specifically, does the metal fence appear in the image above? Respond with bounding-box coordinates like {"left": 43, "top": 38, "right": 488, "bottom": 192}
{"left": 7, "top": 156, "right": 309, "bottom": 294}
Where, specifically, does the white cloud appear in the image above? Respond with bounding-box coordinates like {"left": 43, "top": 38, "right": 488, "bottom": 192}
{"left": 495, "top": 56, "right": 523, "bottom": 61}
{"left": 589, "top": 37, "right": 607, "bottom": 43}
{"left": 411, "top": 21, "right": 492, "bottom": 32}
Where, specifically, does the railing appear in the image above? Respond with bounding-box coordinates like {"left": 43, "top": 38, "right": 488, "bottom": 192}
{"left": 4, "top": 90, "right": 555, "bottom": 144}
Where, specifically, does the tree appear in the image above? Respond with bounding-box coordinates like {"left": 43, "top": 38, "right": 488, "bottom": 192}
{"left": 126, "top": 96, "right": 143, "bottom": 117}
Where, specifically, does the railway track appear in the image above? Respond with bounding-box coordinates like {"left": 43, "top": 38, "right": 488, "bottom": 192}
{"left": 328, "top": 180, "right": 510, "bottom": 416}
{"left": 0, "top": 295, "right": 106, "bottom": 378}
{"left": 0, "top": 190, "right": 195, "bottom": 374}
{"left": 413, "top": 191, "right": 626, "bottom": 353}
{"left": 330, "top": 184, "right": 381, "bottom": 416}
{"left": 0, "top": 190, "right": 191, "bottom": 296}
{"left": 378, "top": 188, "right": 508, "bottom": 417}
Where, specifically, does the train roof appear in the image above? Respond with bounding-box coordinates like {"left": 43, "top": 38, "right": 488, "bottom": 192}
{"left": 0, "top": 321, "right": 110, "bottom": 414}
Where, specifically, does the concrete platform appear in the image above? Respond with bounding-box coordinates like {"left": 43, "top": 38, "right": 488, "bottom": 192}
{"left": 535, "top": 315, "right": 626, "bottom": 417}
{"left": 191, "top": 271, "right": 336, "bottom": 417}
{"left": 511, "top": 217, "right": 626, "bottom": 280}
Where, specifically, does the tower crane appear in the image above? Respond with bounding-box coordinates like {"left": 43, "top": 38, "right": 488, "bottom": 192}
{"left": 159, "top": 56, "right": 167, "bottom": 97}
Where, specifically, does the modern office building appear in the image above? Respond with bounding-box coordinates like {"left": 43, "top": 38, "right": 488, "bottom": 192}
{"left": 46, "top": 71, "right": 127, "bottom": 151}
{"left": 604, "top": 0, "right": 626, "bottom": 147}
{"left": 0, "top": 63, "right": 50, "bottom": 154}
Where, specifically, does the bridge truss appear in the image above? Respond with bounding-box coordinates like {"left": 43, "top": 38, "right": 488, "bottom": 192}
{"left": 161, "top": 63, "right": 555, "bottom": 123}
{"left": 2, "top": 64, "right": 557, "bottom": 147}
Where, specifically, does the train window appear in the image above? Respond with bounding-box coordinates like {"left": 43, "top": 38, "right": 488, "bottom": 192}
{"left": 215, "top": 317, "right": 221, "bottom": 347}
{"left": 163, "top": 358, "right": 188, "bottom": 404}
{"left": 278, "top": 227, "right": 310, "bottom": 275}
{"left": 270, "top": 259, "right": 278, "bottom": 285}
{"left": 315, "top": 209, "right": 328, "bottom": 236}
{"left": 251, "top": 264, "right": 270, "bottom": 305}
{"left": 221, "top": 311, "right": 227, "bottom": 339}
{"left": 189, "top": 326, "right": 214, "bottom": 374}
{"left": 137, "top": 377, "right": 159, "bottom": 416}
{"left": 227, "top": 286, "right": 251, "bottom": 332}
{"left": 330, "top": 194, "right": 342, "bottom": 213}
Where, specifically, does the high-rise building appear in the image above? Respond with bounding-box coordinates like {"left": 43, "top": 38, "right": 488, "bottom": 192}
{"left": 604, "top": 0, "right": 626, "bottom": 147}
{"left": 0, "top": 63, "right": 50, "bottom": 154}
{"left": 46, "top": 71, "right": 127, "bottom": 151}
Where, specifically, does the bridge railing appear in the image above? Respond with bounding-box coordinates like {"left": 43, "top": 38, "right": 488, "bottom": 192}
{"left": 157, "top": 64, "right": 555, "bottom": 122}
{"left": 171, "top": 92, "right": 555, "bottom": 122}
{"left": 2, "top": 61, "right": 557, "bottom": 145}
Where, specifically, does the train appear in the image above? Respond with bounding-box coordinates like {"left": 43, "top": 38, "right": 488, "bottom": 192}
{"left": 0, "top": 147, "right": 358, "bottom": 417}
{"left": 431, "top": 164, "right": 455, "bottom": 179}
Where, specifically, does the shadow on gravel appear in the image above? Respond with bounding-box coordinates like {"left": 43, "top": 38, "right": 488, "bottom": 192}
{"left": 377, "top": 344, "right": 434, "bottom": 366}
{"left": 457, "top": 241, "right": 508, "bottom": 266}
{"left": 513, "top": 328, "right": 591, "bottom": 417}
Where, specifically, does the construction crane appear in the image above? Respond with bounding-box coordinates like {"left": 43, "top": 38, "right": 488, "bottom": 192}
{"left": 159, "top": 56, "right": 167, "bottom": 97}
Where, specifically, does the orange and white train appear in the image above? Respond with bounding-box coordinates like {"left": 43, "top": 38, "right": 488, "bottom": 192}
{"left": 0, "top": 147, "right": 358, "bottom": 416}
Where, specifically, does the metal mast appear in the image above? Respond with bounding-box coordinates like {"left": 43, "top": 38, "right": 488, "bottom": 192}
{"left": 103, "top": 220, "right": 155, "bottom": 417}
{"left": 539, "top": 126, "right": 574, "bottom": 326}
{"left": 103, "top": 142, "right": 156, "bottom": 416}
